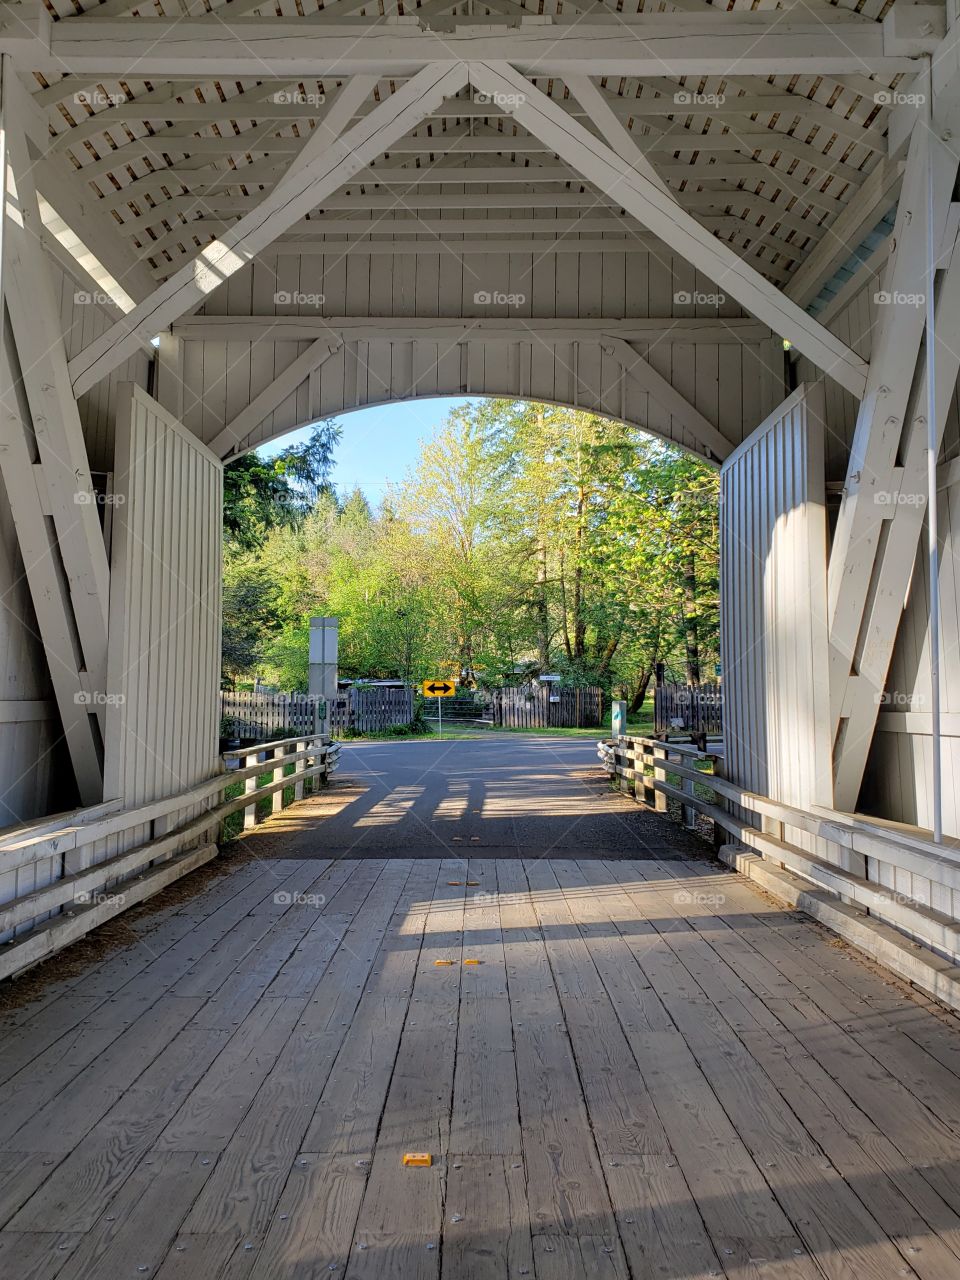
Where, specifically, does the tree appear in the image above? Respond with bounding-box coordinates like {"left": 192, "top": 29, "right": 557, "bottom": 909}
{"left": 220, "top": 400, "right": 721, "bottom": 704}
{"left": 272, "top": 420, "right": 342, "bottom": 510}
{"left": 222, "top": 454, "right": 296, "bottom": 551}
{"left": 222, "top": 419, "right": 342, "bottom": 552}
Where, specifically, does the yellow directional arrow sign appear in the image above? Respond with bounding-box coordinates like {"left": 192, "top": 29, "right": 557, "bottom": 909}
{"left": 423, "top": 679, "right": 456, "bottom": 697}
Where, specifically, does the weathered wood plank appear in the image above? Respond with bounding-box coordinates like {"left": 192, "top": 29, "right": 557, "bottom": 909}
{"left": 440, "top": 1157, "right": 534, "bottom": 1280}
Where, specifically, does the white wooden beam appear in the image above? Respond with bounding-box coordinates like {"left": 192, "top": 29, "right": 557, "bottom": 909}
{"left": 786, "top": 158, "right": 904, "bottom": 309}
{"left": 831, "top": 234, "right": 960, "bottom": 811}
{"left": 827, "top": 125, "right": 958, "bottom": 735}
{"left": 814, "top": 238, "right": 893, "bottom": 329}
{"left": 208, "top": 338, "right": 343, "bottom": 458}
{"left": 146, "top": 232, "right": 658, "bottom": 262}
{"left": 467, "top": 62, "right": 868, "bottom": 397}
{"left": 564, "top": 74, "right": 673, "bottom": 200}
{"left": 68, "top": 63, "right": 468, "bottom": 396}
{"left": 40, "top": 16, "right": 920, "bottom": 77}
{"left": 173, "top": 315, "right": 774, "bottom": 344}
{"left": 154, "top": 332, "right": 184, "bottom": 420}
{"left": 31, "top": 153, "right": 154, "bottom": 305}
{"left": 3, "top": 71, "right": 110, "bottom": 729}
{"left": 0, "top": 330, "right": 105, "bottom": 804}
{"left": 601, "top": 335, "right": 737, "bottom": 460}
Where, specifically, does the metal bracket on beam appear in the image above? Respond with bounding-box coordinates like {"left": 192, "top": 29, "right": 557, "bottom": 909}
{"left": 882, "top": 5, "right": 945, "bottom": 56}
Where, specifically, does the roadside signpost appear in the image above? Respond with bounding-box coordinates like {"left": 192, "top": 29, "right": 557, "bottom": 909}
{"left": 422, "top": 678, "right": 456, "bottom": 737}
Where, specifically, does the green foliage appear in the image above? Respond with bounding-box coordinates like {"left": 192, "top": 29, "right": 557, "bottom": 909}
{"left": 220, "top": 401, "right": 720, "bottom": 697}
{"left": 222, "top": 419, "right": 342, "bottom": 552}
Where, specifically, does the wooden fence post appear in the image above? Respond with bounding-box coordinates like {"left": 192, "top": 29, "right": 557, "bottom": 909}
{"left": 294, "top": 741, "right": 305, "bottom": 801}
{"left": 653, "top": 743, "right": 669, "bottom": 812}
{"left": 618, "top": 740, "right": 635, "bottom": 797}
{"left": 272, "top": 745, "right": 285, "bottom": 814}
{"left": 641, "top": 741, "right": 655, "bottom": 808}
{"left": 244, "top": 752, "right": 259, "bottom": 829}
{"left": 681, "top": 769, "right": 697, "bottom": 829}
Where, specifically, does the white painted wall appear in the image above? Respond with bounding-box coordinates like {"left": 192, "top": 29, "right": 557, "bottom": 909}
{"left": 720, "top": 382, "right": 832, "bottom": 814}
{"left": 105, "top": 387, "right": 223, "bottom": 810}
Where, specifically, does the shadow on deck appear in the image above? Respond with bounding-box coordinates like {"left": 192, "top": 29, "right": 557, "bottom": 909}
{"left": 1, "top": 840, "right": 960, "bottom": 1279}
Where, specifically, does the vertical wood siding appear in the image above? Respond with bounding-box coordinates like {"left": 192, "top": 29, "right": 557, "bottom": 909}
{"left": 176, "top": 250, "right": 786, "bottom": 459}
{"left": 104, "top": 386, "right": 223, "bottom": 809}
{"left": 48, "top": 257, "right": 152, "bottom": 472}
{"left": 720, "top": 383, "right": 832, "bottom": 814}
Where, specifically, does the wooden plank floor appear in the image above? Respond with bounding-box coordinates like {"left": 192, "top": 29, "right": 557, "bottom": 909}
{"left": 2, "top": 854, "right": 960, "bottom": 1279}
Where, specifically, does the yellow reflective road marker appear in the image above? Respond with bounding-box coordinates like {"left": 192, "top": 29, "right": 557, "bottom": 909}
{"left": 403, "top": 1152, "right": 433, "bottom": 1167}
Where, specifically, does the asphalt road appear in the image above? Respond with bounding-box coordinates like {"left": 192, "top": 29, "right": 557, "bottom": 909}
{"left": 247, "top": 733, "right": 708, "bottom": 860}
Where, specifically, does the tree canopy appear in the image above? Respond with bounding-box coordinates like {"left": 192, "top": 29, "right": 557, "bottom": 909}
{"left": 221, "top": 401, "right": 720, "bottom": 702}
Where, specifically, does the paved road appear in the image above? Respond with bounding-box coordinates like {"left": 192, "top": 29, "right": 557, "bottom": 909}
{"left": 248, "top": 733, "right": 708, "bottom": 860}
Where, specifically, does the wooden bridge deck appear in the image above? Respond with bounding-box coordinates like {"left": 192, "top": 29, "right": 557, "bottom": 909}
{"left": 2, "top": 852, "right": 960, "bottom": 1280}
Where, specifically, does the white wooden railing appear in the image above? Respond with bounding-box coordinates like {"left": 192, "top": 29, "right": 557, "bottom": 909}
{"left": 602, "top": 735, "right": 960, "bottom": 1010}
{"left": 0, "top": 735, "right": 340, "bottom": 982}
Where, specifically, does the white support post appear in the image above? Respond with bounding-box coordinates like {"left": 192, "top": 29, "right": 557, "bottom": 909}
{"left": 465, "top": 61, "right": 868, "bottom": 398}
{"left": 681, "top": 773, "right": 697, "bottom": 830}
{"left": 828, "top": 125, "right": 956, "bottom": 714}
{"left": 653, "top": 744, "right": 669, "bottom": 813}
{"left": 829, "top": 123, "right": 960, "bottom": 812}
{"left": 155, "top": 333, "right": 185, "bottom": 420}
{"left": 2, "top": 67, "right": 110, "bottom": 720}
{"left": 0, "top": 334, "right": 105, "bottom": 802}
{"left": 0, "top": 57, "right": 108, "bottom": 801}
{"left": 244, "top": 752, "right": 259, "bottom": 829}
{"left": 925, "top": 104, "right": 943, "bottom": 844}
{"left": 294, "top": 740, "right": 305, "bottom": 801}
{"left": 272, "top": 745, "right": 285, "bottom": 815}
{"left": 642, "top": 744, "right": 655, "bottom": 807}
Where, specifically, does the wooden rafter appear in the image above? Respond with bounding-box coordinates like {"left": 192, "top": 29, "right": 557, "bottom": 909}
{"left": 467, "top": 61, "right": 868, "bottom": 397}
{"left": 68, "top": 65, "right": 466, "bottom": 395}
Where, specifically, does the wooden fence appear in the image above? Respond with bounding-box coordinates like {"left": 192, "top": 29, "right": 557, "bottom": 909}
{"left": 220, "top": 691, "right": 324, "bottom": 741}
{"left": 654, "top": 682, "right": 723, "bottom": 737}
{"left": 600, "top": 734, "right": 960, "bottom": 1012}
{"left": 488, "top": 685, "right": 603, "bottom": 729}
{"left": 329, "top": 685, "right": 414, "bottom": 735}
{"left": 0, "top": 735, "right": 339, "bottom": 982}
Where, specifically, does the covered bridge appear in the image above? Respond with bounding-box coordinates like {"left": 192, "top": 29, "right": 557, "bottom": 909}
{"left": 1, "top": 0, "right": 960, "bottom": 1274}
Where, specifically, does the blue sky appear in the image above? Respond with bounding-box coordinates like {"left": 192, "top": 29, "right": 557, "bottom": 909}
{"left": 259, "top": 396, "right": 475, "bottom": 505}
